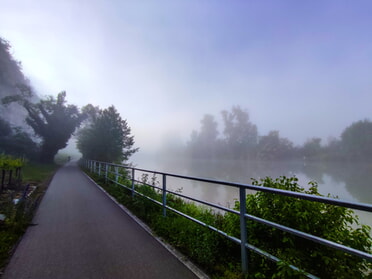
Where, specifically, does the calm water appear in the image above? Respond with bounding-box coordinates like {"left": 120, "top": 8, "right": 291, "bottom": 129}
{"left": 132, "top": 154, "right": 372, "bottom": 229}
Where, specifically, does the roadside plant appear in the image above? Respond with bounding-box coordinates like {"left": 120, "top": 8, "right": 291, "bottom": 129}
{"left": 224, "top": 176, "right": 372, "bottom": 278}
{"left": 85, "top": 165, "right": 372, "bottom": 278}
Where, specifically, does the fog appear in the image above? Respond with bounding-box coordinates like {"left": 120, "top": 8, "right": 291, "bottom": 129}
{"left": 1, "top": 1, "right": 372, "bottom": 157}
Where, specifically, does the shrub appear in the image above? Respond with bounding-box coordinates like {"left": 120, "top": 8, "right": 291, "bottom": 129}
{"left": 224, "top": 176, "right": 372, "bottom": 278}
{"left": 88, "top": 169, "right": 372, "bottom": 278}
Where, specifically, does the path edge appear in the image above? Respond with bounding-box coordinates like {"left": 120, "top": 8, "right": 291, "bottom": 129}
{"left": 82, "top": 171, "right": 210, "bottom": 279}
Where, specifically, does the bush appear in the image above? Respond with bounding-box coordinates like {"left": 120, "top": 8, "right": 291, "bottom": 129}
{"left": 224, "top": 176, "right": 372, "bottom": 278}
{"left": 88, "top": 169, "right": 372, "bottom": 278}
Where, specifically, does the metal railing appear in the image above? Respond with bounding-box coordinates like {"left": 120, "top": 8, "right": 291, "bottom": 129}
{"left": 82, "top": 159, "right": 372, "bottom": 278}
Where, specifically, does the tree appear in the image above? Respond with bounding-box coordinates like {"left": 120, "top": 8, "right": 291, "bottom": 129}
{"left": 3, "top": 89, "right": 85, "bottom": 163}
{"left": 323, "top": 137, "right": 343, "bottom": 161}
{"left": 0, "top": 117, "right": 12, "bottom": 137}
{"left": 0, "top": 38, "right": 29, "bottom": 97}
{"left": 257, "top": 131, "right": 294, "bottom": 160}
{"left": 302, "top": 137, "right": 323, "bottom": 160}
{"left": 221, "top": 106, "right": 258, "bottom": 159}
{"left": 77, "top": 106, "right": 138, "bottom": 163}
{"left": 341, "top": 119, "right": 372, "bottom": 161}
{"left": 186, "top": 114, "right": 220, "bottom": 159}
{"left": 0, "top": 117, "right": 38, "bottom": 159}
{"left": 0, "top": 38, "right": 32, "bottom": 129}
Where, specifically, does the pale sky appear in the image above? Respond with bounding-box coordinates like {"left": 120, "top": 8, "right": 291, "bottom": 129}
{"left": 1, "top": 1, "right": 372, "bottom": 154}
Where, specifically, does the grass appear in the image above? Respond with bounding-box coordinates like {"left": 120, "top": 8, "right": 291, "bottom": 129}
{"left": 22, "top": 163, "right": 59, "bottom": 184}
{"left": 85, "top": 170, "right": 372, "bottom": 279}
{"left": 88, "top": 172, "right": 243, "bottom": 278}
{"left": 0, "top": 162, "right": 59, "bottom": 272}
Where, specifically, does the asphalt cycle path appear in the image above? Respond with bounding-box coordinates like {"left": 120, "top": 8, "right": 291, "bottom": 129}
{"left": 3, "top": 162, "right": 199, "bottom": 279}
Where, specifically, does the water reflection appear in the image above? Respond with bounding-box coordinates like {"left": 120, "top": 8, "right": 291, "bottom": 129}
{"left": 133, "top": 156, "right": 372, "bottom": 227}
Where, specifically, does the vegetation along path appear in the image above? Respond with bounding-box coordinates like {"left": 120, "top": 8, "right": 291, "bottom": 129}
{"left": 3, "top": 162, "right": 199, "bottom": 279}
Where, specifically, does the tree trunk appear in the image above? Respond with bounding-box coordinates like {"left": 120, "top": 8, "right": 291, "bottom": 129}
{"left": 39, "top": 143, "right": 58, "bottom": 163}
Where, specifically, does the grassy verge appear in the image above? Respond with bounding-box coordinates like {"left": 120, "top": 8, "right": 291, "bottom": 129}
{"left": 0, "top": 163, "right": 59, "bottom": 272}
{"left": 87, "top": 172, "right": 243, "bottom": 279}
{"left": 22, "top": 163, "right": 60, "bottom": 185}
{"left": 85, "top": 170, "right": 372, "bottom": 279}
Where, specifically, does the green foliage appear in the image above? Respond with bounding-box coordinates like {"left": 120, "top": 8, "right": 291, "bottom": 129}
{"left": 0, "top": 230, "right": 19, "bottom": 267}
{"left": 257, "top": 130, "right": 294, "bottom": 160}
{"left": 0, "top": 38, "right": 29, "bottom": 97}
{"left": 89, "top": 171, "right": 235, "bottom": 277}
{"left": 21, "top": 163, "right": 59, "bottom": 183}
{"left": 0, "top": 118, "right": 38, "bottom": 160}
{"left": 3, "top": 89, "right": 85, "bottom": 163}
{"left": 27, "top": 91, "right": 85, "bottom": 163}
{"left": 0, "top": 154, "right": 24, "bottom": 170}
{"left": 1, "top": 38, "right": 84, "bottom": 163}
{"left": 0, "top": 198, "right": 34, "bottom": 269}
{"left": 0, "top": 162, "right": 58, "bottom": 269}
{"left": 224, "top": 176, "right": 372, "bottom": 278}
{"left": 0, "top": 38, "right": 38, "bottom": 160}
{"left": 77, "top": 106, "right": 138, "bottom": 163}
{"left": 87, "top": 169, "right": 372, "bottom": 278}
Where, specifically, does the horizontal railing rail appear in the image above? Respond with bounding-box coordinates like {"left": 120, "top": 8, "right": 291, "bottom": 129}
{"left": 82, "top": 159, "right": 372, "bottom": 278}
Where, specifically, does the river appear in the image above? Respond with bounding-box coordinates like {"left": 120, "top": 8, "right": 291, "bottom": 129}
{"left": 132, "top": 154, "right": 372, "bottom": 230}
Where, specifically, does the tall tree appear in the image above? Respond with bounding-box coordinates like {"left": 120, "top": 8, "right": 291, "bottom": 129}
{"left": 77, "top": 106, "right": 138, "bottom": 163}
{"left": 0, "top": 37, "right": 32, "bottom": 128}
{"left": 221, "top": 106, "right": 258, "bottom": 159}
{"left": 0, "top": 121, "right": 38, "bottom": 159}
{"left": 302, "top": 137, "right": 323, "bottom": 160}
{"left": 257, "top": 131, "right": 294, "bottom": 160}
{"left": 0, "top": 38, "right": 29, "bottom": 96}
{"left": 323, "top": 137, "right": 342, "bottom": 161}
{"left": 187, "top": 114, "right": 219, "bottom": 159}
{"left": 3, "top": 89, "right": 85, "bottom": 163}
{"left": 341, "top": 119, "right": 372, "bottom": 160}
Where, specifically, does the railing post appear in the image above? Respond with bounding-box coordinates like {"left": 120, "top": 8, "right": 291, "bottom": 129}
{"left": 105, "top": 163, "right": 108, "bottom": 182}
{"left": 98, "top": 162, "right": 101, "bottom": 176}
{"left": 239, "top": 187, "right": 248, "bottom": 274}
{"left": 115, "top": 167, "right": 119, "bottom": 183}
{"left": 131, "top": 168, "right": 135, "bottom": 197}
{"left": 162, "top": 174, "right": 167, "bottom": 217}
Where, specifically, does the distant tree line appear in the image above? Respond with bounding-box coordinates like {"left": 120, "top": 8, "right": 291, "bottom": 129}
{"left": 187, "top": 106, "right": 372, "bottom": 162}
{"left": 0, "top": 37, "right": 138, "bottom": 164}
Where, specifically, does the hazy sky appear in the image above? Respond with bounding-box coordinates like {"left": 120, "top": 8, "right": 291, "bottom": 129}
{"left": 1, "top": 1, "right": 372, "bottom": 154}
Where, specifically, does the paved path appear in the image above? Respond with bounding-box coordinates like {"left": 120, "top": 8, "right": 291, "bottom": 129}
{"left": 3, "top": 163, "right": 199, "bottom": 279}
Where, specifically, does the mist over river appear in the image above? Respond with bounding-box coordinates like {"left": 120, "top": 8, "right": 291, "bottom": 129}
{"left": 132, "top": 154, "right": 372, "bottom": 230}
